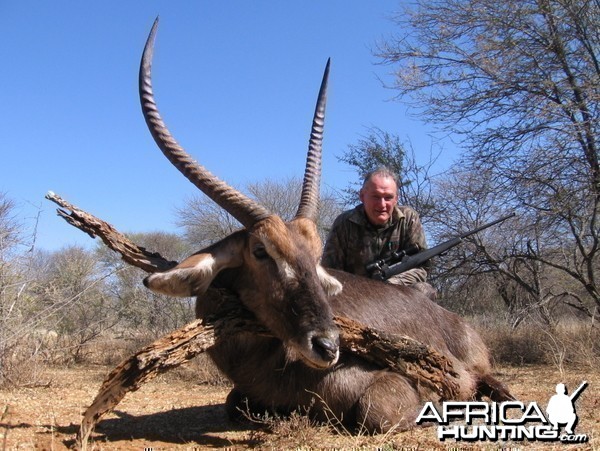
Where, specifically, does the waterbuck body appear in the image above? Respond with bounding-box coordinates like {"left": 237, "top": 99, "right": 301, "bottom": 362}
{"left": 140, "top": 18, "right": 512, "bottom": 433}
{"left": 201, "top": 269, "right": 493, "bottom": 432}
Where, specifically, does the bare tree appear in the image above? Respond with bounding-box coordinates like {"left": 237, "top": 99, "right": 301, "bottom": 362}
{"left": 0, "top": 194, "right": 21, "bottom": 317}
{"left": 0, "top": 193, "right": 21, "bottom": 258}
{"left": 97, "top": 232, "right": 195, "bottom": 336}
{"left": 0, "top": 193, "right": 24, "bottom": 385}
{"left": 176, "top": 195, "right": 241, "bottom": 249}
{"left": 339, "top": 127, "right": 438, "bottom": 221}
{"left": 429, "top": 167, "right": 572, "bottom": 328}
{"left": 32, "top": 246, "right": 117, "bottom": 361}
{"left": 0, "top": 195, "right": 61, "bottom": 383}
{"left": 378, "top": 0, "right": 600, "bottom": 321}
{"left": 177, "top": 177, "right": 342, "bottom": 246}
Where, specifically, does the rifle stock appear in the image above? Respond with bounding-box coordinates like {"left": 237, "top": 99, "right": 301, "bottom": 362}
{"left": 368, "top": 212, "right": 515, "bottom": 281}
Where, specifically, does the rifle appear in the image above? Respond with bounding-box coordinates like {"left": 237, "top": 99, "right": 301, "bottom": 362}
{"left": 366, "top": 212, "right": 516, "bottom": 281}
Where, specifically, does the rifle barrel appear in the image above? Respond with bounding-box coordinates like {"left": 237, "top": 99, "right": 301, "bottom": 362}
{"left": 459, "top": 212, "right": 516, "bottom": 239}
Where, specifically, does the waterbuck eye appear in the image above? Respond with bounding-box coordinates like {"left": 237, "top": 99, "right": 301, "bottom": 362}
{"left": 253, "top": 246, "right": 269, "bottom": 260}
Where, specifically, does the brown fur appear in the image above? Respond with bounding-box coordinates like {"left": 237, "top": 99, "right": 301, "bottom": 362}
{"left": 145, "top": 219, "right": 512, "bottom": 434}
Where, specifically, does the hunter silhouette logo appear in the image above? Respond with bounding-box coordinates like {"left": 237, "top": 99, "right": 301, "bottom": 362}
{"left": 416, "top": 381, "right": 589, "bottom": 443}
{"left": 546, "top": 381, "right": 587, "bottom": 435}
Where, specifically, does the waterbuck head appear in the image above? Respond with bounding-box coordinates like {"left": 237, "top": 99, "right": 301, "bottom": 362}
{"left": 140, "top": 19, "right": 342, "bottom": 369}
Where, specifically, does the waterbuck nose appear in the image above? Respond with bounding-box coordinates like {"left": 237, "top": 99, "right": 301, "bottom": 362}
{"left": 312, "top": 333, "right": 340, "bottom": 363}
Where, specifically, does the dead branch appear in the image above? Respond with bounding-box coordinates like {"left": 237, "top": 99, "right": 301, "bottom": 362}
{"left": 76, "top": 294, "right": 268, "bottom": 448}
{"left": 46, "top": 192, "right": 459, "bottom": 449}
{"left": 335, "top": 316, "right": 458, "bottom": 398}
{"left": 45, "top": 191, "right": 177, "bottom": 273}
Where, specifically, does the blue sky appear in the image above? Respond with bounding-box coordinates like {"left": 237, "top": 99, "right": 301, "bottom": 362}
{"left": 1, "top": 2, "right": 457, "bottom": 252}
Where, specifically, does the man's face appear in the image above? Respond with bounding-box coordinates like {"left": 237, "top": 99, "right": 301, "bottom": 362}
{"left": 359, "top": 174, "right": 398, "bottom": 226}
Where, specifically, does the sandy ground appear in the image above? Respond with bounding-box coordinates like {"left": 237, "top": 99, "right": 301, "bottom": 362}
{"left": 1, "top": 363, "right": 599, "bottom": 450}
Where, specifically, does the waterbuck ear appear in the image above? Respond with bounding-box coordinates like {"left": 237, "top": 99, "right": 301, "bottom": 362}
{"left": 317, "top": 264, "right": 343, "bottom": 297}
{"left": 143, "top": 233, "right": 245, "bottom": 297}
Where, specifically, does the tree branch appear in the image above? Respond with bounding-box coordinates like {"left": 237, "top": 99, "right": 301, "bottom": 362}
{"left": 45, "top": 191, "right": 178, "bottom": 273}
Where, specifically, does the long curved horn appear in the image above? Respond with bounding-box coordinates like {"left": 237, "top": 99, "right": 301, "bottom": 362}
{"left": 139, "top": 17, "right": 271, "bottom": 228}
{"left": 295, "top": 59, "right": 330, "bottom": 221}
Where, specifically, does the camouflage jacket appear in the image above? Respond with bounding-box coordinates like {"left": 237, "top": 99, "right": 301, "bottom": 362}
{"left": 321, "top": 204, "right": 429, "bottom": 285}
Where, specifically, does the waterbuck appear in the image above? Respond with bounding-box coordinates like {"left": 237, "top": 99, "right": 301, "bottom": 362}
{"left": 141, "top": 19, "right": 512, "bottom": 433}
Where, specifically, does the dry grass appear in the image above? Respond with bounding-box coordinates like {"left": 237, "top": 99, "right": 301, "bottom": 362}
{"left": 1, "top": 322, "right": 599, "bottom": 449}
{"left": 0, "top": 360, "right": 598, "bottom": 450}
{"left": 477, "top": 318, "right": 600, "bottom": 370}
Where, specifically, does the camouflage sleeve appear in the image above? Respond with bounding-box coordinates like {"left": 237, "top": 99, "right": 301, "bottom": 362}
{"left": 402, "top": 206, "right": 428, "bottom": 253}
{"left": 387, "top": 207, "right": 429, "bottom": 285}
{"left": 321, "top": 216, "right": 346, "bottom": 270}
